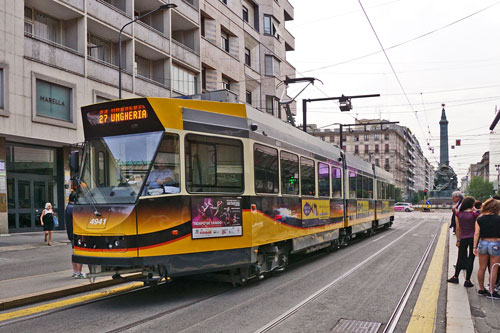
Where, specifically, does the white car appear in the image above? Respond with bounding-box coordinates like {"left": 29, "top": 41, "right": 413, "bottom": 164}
{"left": 394, "top": 202, "right": 414, "bottom": 212}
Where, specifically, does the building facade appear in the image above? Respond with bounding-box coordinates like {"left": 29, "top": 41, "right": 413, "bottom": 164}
{"left": 467, "top": 151, "right": 490, "bottom": 185}
{"left": 0, "top": 0, "right": 296, "bottom": 233}
{"left": 312, "top": 119, "right": 432, "bottom": 200}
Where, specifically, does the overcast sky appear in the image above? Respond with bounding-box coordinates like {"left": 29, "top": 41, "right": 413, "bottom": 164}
{"left": 286, "top": 0, "right": 500, "bottom": 182}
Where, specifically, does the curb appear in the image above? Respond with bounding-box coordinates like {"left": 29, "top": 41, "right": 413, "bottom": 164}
{"left": 0, "top": 274, "right": 142, "bottom": 311}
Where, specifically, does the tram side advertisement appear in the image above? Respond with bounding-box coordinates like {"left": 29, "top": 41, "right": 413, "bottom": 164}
{"left": 191, "top": 197, "right": 243, "bottom": 239}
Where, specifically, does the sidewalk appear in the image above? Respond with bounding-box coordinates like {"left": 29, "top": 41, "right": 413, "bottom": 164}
{"left": 447, "top": 229, "right": 500, "bottom": 332}
{"left": 0, "top": 231, "right": 123, "bottom": 310}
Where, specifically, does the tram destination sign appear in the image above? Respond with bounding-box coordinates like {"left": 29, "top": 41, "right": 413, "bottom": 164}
{"left": 81, "top": 98, "right": 163, "bottom": 139}
{"left": 191, "top": 197, "right": 243, "bottom": 239}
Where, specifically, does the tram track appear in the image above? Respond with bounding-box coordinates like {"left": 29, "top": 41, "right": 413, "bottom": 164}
{"left": 0, "top": 215, "right": 423, "bottom": 332}
{"left": 254, "top": 219, "right": 430, "bottom": 333}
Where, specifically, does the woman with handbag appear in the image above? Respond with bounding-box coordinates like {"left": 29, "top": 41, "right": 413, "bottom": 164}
{"left": 40, "top": 202, "right": 55, "bottom": 246}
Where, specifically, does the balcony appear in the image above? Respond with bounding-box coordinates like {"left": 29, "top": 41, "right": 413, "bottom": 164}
{"left": 24, "top": 36, "right": 84, "bottom": 75}
{"left": 171, "top": 0, "right": 199, "bottom": 23}
{"left": 135, "top": 21, "right": 170, "bottom": 54}
{"left": 283, "top": 0, "right": 294, "bottom": 21}
{"left": 135, "top": 75, "right": 170, "bottom": 97}
{"left": 59, "top": 0, "right": 84, "bottom": 11}
{"left": 244, "top": 65, "right": 260, "bottom": 82}
{"left": 88, "top": 1, "right": 132, "bottom": 34}
{"left": 283, "top": 28, "right": 295, "bottom": 51}
{"left": 171, "top": 40, "right": 200, "bottom": 69}
{"left": 201, "top": 39, "right": 239, "bottom": 77}
{"left": 87, "top": 58, "right": 132, "bottom": 92}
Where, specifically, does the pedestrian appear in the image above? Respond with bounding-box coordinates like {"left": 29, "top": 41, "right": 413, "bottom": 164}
{"left": 65, "top": 192, "right": 84, "bottom": 278}
{"left": 447, "top": 196, "right": 479, "bottom": 287}
{"left": 473, "top": 198, "right": 500, "bottom": 298}
{"left": 450, "top": 191, "right": 463, "bottom": 234}
{"left": 40, "top": 202, "right": 55, "bottom": 246}
{"left": 474, "top": 200, "right": 482, "bottom": 214}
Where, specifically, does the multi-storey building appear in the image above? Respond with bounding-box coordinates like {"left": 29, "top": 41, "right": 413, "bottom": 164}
{"left": 0, "top": 0, "right": 296, "bottom": 233}
{"left": 312, "top": 119, "right": 431, "bottom": 200}
{"left": 467, "top": 151, "right": 490, "bottom": 184}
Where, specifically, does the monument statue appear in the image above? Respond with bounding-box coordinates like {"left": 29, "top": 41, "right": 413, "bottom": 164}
{"left": 432, "top": 105, "right": 458, "bottom": 196}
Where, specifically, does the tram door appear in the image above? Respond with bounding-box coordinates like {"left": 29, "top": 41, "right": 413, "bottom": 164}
{"left": 7, "top": 174, "right": 58, "bottom": 232}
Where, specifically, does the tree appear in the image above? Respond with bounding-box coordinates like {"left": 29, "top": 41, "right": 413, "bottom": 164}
{"left": 395, "top": 187, "right": 403, "bottom": 202}
{"left": 468, "top": 176, "right": 494, "bottom": 201}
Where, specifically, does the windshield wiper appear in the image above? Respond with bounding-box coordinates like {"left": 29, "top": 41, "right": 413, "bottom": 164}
{"left": 74, "top": 174, "right": 101, "bottom": 217}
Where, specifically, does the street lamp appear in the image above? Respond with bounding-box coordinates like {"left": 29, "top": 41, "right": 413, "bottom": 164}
{"left": 118, "top": 3, "right": 177, "bottom": 99}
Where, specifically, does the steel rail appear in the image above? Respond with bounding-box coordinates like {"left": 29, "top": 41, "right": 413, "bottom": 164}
{"left": 254, "top": 220, "right": 425, "bottom": 333}
{"left": 382, "top": 218, "right": 442, "bottom": 333}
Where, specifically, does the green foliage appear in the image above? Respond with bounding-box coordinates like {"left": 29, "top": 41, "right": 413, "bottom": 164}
{"left": 468, "top": 176, "right": 494, "bottom": 201}
{"left": 395, "top": 187, "right": 403, "bottom": 202}
{"left": 411, "top": 190, "right": 425, "bottom": 204}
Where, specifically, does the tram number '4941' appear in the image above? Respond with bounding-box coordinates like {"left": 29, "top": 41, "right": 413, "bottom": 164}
{"left": 89, "top": 218, "right": 107, "bottom": 226}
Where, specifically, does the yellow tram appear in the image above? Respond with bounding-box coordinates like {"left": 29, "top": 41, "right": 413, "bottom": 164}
{"left": 71, "top": 98, "right": 394, "bottom": 284}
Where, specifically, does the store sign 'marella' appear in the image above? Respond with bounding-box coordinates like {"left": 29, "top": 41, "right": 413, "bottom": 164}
{"left": 40, "top": 95, "right": 65, "bottom": 106}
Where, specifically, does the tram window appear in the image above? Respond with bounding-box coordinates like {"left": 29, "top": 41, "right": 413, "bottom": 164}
{"left": 185, "top": 134, "right": 243, "bottom": 193}
{"left": 144, "top": 133, "right": 180, "bottom": 195}
{"left": 254, "top": 144, "right": 278, "bottom": 194}
{"left": 349, "top": 170, "right": 356, "bottom": 198}
{"left": 281, "top": 151, "right": 299, "bottom": 195}
{"left": 318, "top": 162, "right": 330, "bottom": 197}
{"left": 331, "top": 166, "right": 342, "bottom": 198}
{"left": 364, "top": 176, "right": 373, "bottom": 199}
{"left": 300, "top": 157, "right": 315, "bottom": 196}
{"left": 356, "top": 174, "right": 363, "bottom": 198}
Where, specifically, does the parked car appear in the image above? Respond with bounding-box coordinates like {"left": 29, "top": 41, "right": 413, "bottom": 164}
{"left": 394, "top": 202, "right": 414, "bottom": 212}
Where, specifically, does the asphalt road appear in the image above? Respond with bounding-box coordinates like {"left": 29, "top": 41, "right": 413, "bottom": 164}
{"left": 0, "top": 211, "right": 449, "bottom": 332}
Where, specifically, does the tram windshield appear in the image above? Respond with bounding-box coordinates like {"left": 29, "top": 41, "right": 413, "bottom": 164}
{"left": 77, "top": 131, "right": 163, "bottom": 204}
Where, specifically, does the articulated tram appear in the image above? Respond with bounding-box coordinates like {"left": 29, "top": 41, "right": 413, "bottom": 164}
{"left": 72, "top": 98, "right": 394, "bottom": 284}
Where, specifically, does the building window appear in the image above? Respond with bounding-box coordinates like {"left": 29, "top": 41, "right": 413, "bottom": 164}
{"left": 201, "top": 67, "right": 206, "bottom": 91}
{"left": 375, "top": 144, "right": 379, "bottom": 153}
{"left": 246, "top": 90, "right": 252, "bottom": 105}
{"left": 265, "top": 55, "right": 280, "bottom": 76}
{"left": 354, "top": 145, "right": 359, "bottom": 154}
{"left": 221, "top": 30, "right": 229, "bottom": 52}
{"left": 102, "top": 0, "right": 127, "bottom": 12}
{"left": 266, "top": 96, "right": 278, "bottom": 115}
{"left": 172, "top": 65, "right": 197, "bottom": 95}
{"left": 254, "top": 144, "right": 279, "bottom": 194}
{"left": 88, "top": 33, "right": 114, "bottom": 65}
{"left": 342, "top": 146, "right": 346, "bottom": 151}
{"left": 201, "top": 16, "right": 206, "bottom": 37}
{"left": 375, "top": 158, "right": 379, "bottom": 167}
{"left": 364, "top": 145, "right": 369, "bottom": 154}
{"left": 330, "top": 136, "right": 335, "bottom": 142}
{"left": 220, "top": 0, "right": 227, "bottom": 4}
{"left": 385, "top": 144, "right": 389, "bottom": 153}
{"left": 135, "top": 55, "right": 151, "bottom": 79}
{"left": 364, "top": 134, "right": 369, "bottom": 141}
{"left": 242, "top": 6, "right": 249, "bottom": 22}
{"left": 24, "top": 7, "right": 61, "bottom": 44}
{"left": 374, "top": 134, "right": 380, "bottom": 141}
{"left": 222, "top": 77, "right": 230, "bottom": 91}
{"left": 36, "top": 79, "right": 72, "bottom": 122}
{"left": 263, "top": 15, "right": 277, "bottom": 37}
{"left": 385, "top": 158, "right": 390, "bottom": 168}
{"left": 245, "top": 48, "right": 251, "bottom": 66}
{"left": 384, "top": 133, "right": 390, "bottom": 140}
{"left": 0, "top": 68, "right": 3, "bottom": 109}
{"left": 354, "top": 135, "right": 359, "bottom": 142}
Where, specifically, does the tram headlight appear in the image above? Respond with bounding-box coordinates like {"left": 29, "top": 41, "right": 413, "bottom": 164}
{"left": 77, "top": 239, "right": 82, "bottom": 246}
{"left": 107, "top": 243, "right": 113, "bottom": 249}
{"left": 114, "top": 240, "right": 120, "bottom": 247}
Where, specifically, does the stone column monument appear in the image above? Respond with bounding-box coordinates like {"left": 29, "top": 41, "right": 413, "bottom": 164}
{"left": 432, "top": 104, "right": 458, "bottom": 198}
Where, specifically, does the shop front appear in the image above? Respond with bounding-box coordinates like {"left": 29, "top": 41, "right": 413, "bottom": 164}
{"left": 6, "top": 143, "right": 64, "bottom": 232}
